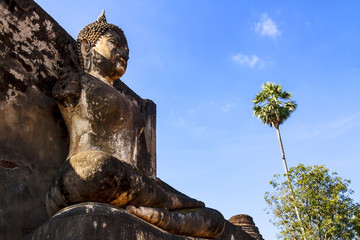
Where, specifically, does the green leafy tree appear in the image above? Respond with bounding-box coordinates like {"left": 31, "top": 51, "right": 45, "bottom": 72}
{"left": 252, "top": 83, "right": 306, "bottom": 235}
{"left": 265, "top": 164, "right": 360, "bottom": 240}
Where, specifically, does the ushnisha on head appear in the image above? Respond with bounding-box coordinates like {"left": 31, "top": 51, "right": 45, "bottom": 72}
{"left": 77, "top": 10, "right": 129, "bottom": 85}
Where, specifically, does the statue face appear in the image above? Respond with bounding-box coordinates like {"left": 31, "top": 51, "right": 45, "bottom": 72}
{"left": 91, "top": 30, "right": 129, "bottom": 82}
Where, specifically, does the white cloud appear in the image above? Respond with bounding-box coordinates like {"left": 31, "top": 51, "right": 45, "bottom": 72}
{"left": 232, "top": 54, "right": 264, "bottom": 68}
{"left": 254, "top": 13, "right": 281, "bottom": 39}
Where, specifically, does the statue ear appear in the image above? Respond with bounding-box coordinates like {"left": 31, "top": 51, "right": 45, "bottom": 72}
{"left": 80, "top": 39, "right": 91, "bottom": 55}
{"left": 80, "top": 39, "right": 91, "bottom": 71}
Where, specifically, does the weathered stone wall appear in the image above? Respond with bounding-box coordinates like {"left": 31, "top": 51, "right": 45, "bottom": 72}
{"left": 0, "top": 0, "right": 78, "bottom": 239}
{"left": 0, "top": 0, "right": 156, "bottom": 238}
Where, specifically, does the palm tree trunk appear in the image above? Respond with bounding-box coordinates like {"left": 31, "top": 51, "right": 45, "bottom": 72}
{"left": 276, "top": 127, "right": 307, "bottom": 239}
{"left": 276, "top": 127, "right": 289, "bottom": 175}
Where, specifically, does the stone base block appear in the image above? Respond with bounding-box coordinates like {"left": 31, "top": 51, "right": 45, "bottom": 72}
{"left": 28, "top": 202, "right": 255, "bottom": 240}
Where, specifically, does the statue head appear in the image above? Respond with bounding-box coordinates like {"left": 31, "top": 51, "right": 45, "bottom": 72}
{"left": 77, "top": 10, "right": 129, "bottom": 85}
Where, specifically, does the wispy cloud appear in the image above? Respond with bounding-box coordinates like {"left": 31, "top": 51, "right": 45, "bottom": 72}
{"left": 254, "top": 13, "right": 281, "bottom": 39}
{"left": 194, "top": 126, "right": 206, "bottom": 135}
{"left": 296, "top": 113, "right": 360, "bottom": 141}
{"left": 220, "top": 103, "right": 234, "bottom": 113}
{"left": 171, "top": 115, "right": 206, "bottom": 136}
{"left": 232, "top": 54, "right": 264, "bottom": 68}
{"left": 173, "top": 117, "right": 185, "bottom": 127}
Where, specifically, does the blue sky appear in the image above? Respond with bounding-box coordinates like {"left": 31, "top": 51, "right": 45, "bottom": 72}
{"left": 35, "top": 1, "right": 360, "bottom": 238}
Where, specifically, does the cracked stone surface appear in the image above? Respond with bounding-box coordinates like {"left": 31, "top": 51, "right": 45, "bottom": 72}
{"left": 0, "top": 0, "right": 76, "bottom": 238}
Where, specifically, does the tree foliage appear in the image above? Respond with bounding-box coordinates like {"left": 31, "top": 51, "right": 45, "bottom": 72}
{"left": 253, "top": 82, "right": 297, "bottom": 129}
{"left": 265, "top": 164, "right": 360, "bottom": 240}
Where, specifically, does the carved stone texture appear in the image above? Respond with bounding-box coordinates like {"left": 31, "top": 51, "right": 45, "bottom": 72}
{"left": 30, "top": 202, "right": 257, "bottom": 240}
{"left": 228, "top": 214, "right": 264, "bottom": 240}
{"left": 0, "top": 0, "right": 156, "bottom": 239}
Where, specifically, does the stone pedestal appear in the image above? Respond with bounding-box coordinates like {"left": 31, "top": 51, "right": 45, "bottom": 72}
{"left": 29, "top": 202, "right": 256, "bottom": 240}
{"left": 29, "top": 202, "right": 191, "bottom": 240}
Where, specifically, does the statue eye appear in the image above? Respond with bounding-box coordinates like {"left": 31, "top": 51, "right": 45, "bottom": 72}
{"left": 109, "top": 41, "right": 120, "bottom": 48}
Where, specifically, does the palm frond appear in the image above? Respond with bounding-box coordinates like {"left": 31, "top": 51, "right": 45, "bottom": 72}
{"left": 253, "top": 83, "right": 297, "bottom": 128}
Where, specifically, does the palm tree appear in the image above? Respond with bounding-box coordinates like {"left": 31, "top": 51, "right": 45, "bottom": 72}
{"left": 253, "top": 82, "right": 307, "bottom": 238}
{"left": 253, "top": 82, "right": 296, "bottom": 175}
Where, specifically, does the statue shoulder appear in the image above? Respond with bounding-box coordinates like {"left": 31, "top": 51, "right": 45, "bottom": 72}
{"left": 52, "top": 71, "right": 87, "bottom": 107}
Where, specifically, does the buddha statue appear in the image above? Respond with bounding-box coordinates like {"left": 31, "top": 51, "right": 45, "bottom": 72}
{"left": 46, "top": 11, "right": 225, "bottom": 239}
